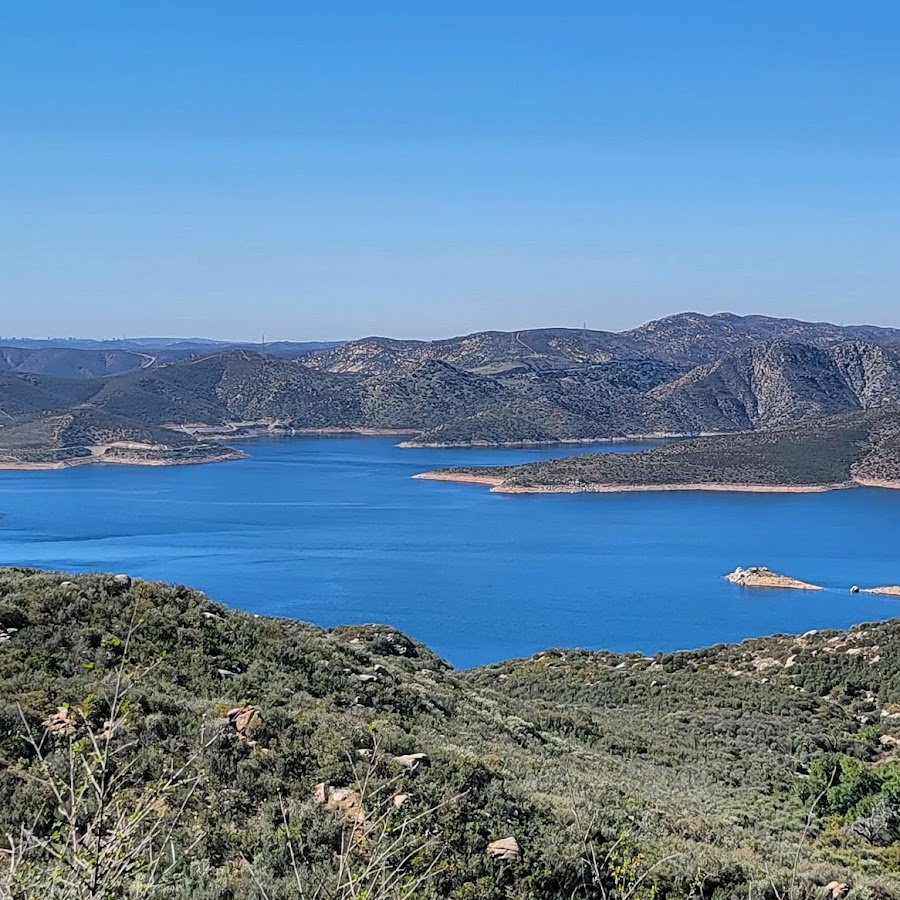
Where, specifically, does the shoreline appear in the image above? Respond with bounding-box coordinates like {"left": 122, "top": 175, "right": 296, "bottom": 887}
{"left": 413, "top": 472, "right": 506, "bottom": 487}
{"left": 413, "top": 472, "right": 900, "bottom": 495}
{"left": 0, "top": 457, "right": 97, "bottom": 471}
{"left": 862, "top": 586, "right": 900, "bottom": 598}
{"left": 399, "top": 431, "right": 719, "bottom": 450}
{"left": 172, "top": 422, "right": 417, "bottom": 442}
{"left": 0, "top": 445, "right": 248, "bottom": 472}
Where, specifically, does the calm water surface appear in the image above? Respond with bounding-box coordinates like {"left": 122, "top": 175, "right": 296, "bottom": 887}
{"left": 1, "top": 437, "right": 899, "bottom": 668}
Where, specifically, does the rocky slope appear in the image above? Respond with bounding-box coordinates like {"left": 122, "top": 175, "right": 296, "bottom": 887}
{"left": 3, "top": 315, "right": 900, "bottom": 460}
{"left": 305, "top": 312, "right": 900, "bottom": 376}
{"left": 646, "top": 340, "right": 900, "bottom": 433}
{"left": 407, "top": 340, "right": 900, "bottom": 446}
{"left": 3, "top": 568, "right": 900, "bottom": 897}
{"left": 620, "top": 311, "right": 900, "bottom": 368}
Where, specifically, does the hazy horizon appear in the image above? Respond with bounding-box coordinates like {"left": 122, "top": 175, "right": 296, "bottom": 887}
{"left": 3, "top": 2, "right": 898, "bottom": 340}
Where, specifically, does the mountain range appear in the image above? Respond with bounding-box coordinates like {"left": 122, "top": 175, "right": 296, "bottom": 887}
{"left": 2, "top": 312, "right": 900, "bottom": 467}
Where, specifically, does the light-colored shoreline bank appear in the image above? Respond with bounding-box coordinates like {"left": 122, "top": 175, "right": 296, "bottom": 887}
{"left": 862, "top": 586, "right": 900, "bottom": 598}
{"left": 496, "top": 481, "right": 858, "bottom": 495}
{"left": 413, "top": 472, "right": 506, "bottom": 487}
{"left": 853, "top": 478, "right": 900, "bottom": 490}
{"left": 173, "top": 422, "right": 416, "bottom": 442}
{"left": 413, "top": 472, "right": 900, "bottom": 495}
{"left": 399, "top": 431, "right": 716, "bottom": 450}
{"left": 0, "top": 457, "right": 95, "bottom": 471}
{"left": 0, "top": 444, "right": 247, "bottom": 472}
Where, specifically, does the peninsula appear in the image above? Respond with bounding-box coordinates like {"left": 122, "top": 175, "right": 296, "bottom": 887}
{"left": 413, "top": 408, "right": 900, "bottom": 495}
{"left": 0, "top": 411, "right": 247, "bottom": 470}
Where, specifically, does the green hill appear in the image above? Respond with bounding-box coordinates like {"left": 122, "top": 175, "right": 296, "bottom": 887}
{"left": 422, "top": 408, "right": 900, "bottom": 493}
{"left": 3, "top": 569, "right": 900, "bottom": 897}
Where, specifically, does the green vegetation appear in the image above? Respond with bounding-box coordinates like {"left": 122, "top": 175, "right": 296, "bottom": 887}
{"left": 3, "top": 569, "right": 900, "bottom": 897}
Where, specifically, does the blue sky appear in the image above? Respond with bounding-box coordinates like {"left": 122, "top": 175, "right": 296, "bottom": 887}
{"left": 1, "top": 1, "right": 898, "bottom": 340}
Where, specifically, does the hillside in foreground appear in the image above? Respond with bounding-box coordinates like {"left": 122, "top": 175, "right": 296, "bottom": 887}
{"left": 417, "top": 408, "right": 900, "bottom": 494}
{"left": 3, "top": 569, "right": 900, "bottom": 897}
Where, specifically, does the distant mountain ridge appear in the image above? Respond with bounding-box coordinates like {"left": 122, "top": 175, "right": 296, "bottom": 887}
{"left": 0, "top": 339, "right": 344, "bottom": 379}
{"left": 1, "top": 312, "right": 900, "bottom": 466}
{"left": 0, "top": 336, "right": 344, "bottom": 352}
{"left": 304, "top": 312, "right": 900, "bottom": 375}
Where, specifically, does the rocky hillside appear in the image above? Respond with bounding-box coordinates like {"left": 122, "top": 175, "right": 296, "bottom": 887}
{"left": 647, "top": 340, "right": 900, "bottom": 433}
{"left": 0, "top": 408, "right": 244, "bottom": 467}
{"left": 407, "top": 340, "right": 900, "bottom": 447}
{"left": 620, "top": 311, "right": 900, "bottom": 368}
{"left": 3, "top": 568, "right": 900, "bottom": 898}
{"left": 305, "top": 312, "right": 900, "bottom": 376}
{"left": 3, "top": 315, "right": 900, "bottom": 462}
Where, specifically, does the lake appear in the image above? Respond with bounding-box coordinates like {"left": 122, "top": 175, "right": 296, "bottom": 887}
{"left": 1, "top": 436, "right": 899, "bottom": 668}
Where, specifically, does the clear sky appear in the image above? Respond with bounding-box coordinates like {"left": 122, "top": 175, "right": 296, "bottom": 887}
{"left": 1, "top": 1, "right": 898, "bottom": 341}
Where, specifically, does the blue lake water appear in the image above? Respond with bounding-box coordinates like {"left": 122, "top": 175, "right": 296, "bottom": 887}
{"left": 1, "top": 436, "right": 899, "bottom": 668}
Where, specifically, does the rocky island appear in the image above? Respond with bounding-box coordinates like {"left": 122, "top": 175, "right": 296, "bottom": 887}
{"left": 725, "top": 566, "right": 824, "bottom": 591}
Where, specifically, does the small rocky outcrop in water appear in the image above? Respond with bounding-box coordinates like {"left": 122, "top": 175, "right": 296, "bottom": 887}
{"left": 725, "top": 566, "right": 823, "bottom": 591}
{"left": 861, "top": 585, "right": 900, "bottom": 597}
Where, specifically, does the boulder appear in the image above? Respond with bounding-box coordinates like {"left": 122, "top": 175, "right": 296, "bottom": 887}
{"left": 487, "top": 837, "right": 520, "bottom": 861}
{"left": 394, "top": 752, "right": 430, "bottom": 770}
{"left": 314, "top": 783, "right": 366, "bottom": 824}
{"left": 113, "top": 574, "right": 131, "bottom": 586}
{"left": 44, "top": 706, "right": 77, "bottom": 737}
{"left": 226, "top": 705, "right": 261, "bottom": 741}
